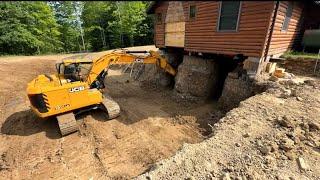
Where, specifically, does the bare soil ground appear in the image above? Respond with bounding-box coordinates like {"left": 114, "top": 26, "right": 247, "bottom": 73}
{"left": 1, "top": 45, "right": 319, "bottom": 180}
{"left": 138, "top": 77, "right": 320, "bottom": 180}
{"left": 0, "top": 46, "right": 218, "bottom": 179}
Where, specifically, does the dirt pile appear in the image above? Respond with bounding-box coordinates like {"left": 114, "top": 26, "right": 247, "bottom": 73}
{"left": 138, "top": 77, "right": 320, "bottom": 180}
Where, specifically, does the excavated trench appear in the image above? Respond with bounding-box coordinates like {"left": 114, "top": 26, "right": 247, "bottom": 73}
{"left": 127, "top": 53, "right": 270, "bottom": 178}
{"left": 135, "top": 51, "right": 270, "bottom": 137}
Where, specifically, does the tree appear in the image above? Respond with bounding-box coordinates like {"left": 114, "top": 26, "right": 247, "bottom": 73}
{"left": 0, "top": 2, "right": 61, "bottom": 55}
{"left": 82, "top": 1, "right": 116, "bottom": 51}
{"left": 82, "top": 1, "right": 153, "bottom": 51}
{"left": 49, "top": 1, "right": 82, "bottom": 53}
{"left": 134, "top": 2, "right": 154, "bottom": 46}
{"left": 109, "top": 1, "right": 148, "bottom": 47}
{"left": 0, "top": 1, "right": 154, "bottom": 55}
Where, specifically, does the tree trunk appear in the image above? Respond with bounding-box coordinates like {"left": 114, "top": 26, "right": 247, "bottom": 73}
{"left": 37, "top": 45, "right": 40, "bottom": 55}
{"left": 102, "top": 29, "right": 107, "bottom": 49}
{"left": 120, "top": 33, "right": 123, "bottom": 48}
{"left": 100, "top": 28, "right": 106, "bottom": 49}
{"left": 130, "top": 34, "right": 134, "bottom": 47}
{"left": 80, "top": 29, "right": 86, "bottom": 52}
{"left": 77, "top": 36, "right": 81, "bottom": 52}
{"left": 106, "top": 31, "right": 111, "bottom": 49}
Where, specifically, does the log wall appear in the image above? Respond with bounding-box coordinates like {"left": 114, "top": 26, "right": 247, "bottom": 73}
{"left": 267, "top": 1, "right": 304, "bottom": 56}
{"left": 183, "top": 1, "right": 274, "bottom": 57}
{"left": 152, "top": 1, "right": 306, "bottom": 58}
{"left": 154, "top": 2, "right": 169, "bottom": 48}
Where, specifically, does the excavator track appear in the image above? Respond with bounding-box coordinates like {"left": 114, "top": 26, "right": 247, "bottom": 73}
{"left": 101, "top": 95, "right": 121, "bottom": 119}
{"left": 57, "top": 112, "right": 78, "bottom": 136}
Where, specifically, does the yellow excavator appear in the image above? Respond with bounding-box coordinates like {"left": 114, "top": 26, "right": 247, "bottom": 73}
{"left": 27, "top": 50, "right": 176, "bottom": 136}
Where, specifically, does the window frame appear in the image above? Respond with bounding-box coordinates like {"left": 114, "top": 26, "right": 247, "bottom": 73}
{"left": 217, "top": 1, "right": 242, "bottom": 32}
{"left": 189, "top": 4, "right": 197, "bottom": 20}
{"left": 281, "top": 2, "right": 293, "bottom": 32}
{"left": 156, "top": 13, "right": 162, "bottom": 25}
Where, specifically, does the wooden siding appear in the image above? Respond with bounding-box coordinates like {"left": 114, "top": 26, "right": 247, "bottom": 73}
{"left": 183, "top": 1, "right": 274, "bottom": 57}
{"left": 152, "top": 1, "right": 305, "bottom": 58}
{"left": 154, "top": 2, "right": 169, "bottom": 48}
{"left": 267, "top": 1, "right": 304, "bottom": 56}
{"left": 165, "top": 1, "right": 186, "bottom": 47}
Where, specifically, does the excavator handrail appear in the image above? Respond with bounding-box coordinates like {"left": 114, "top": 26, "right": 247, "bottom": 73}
{"left": 125, "top": 50, "right": 148, "bottom": 54}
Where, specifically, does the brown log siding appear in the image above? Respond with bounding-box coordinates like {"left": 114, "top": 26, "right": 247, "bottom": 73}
{"left": 184, "top": 1, "right": 274, "bottom": 57}
{"left": 154, "top": 2, "right": 169, "bottom": 48}
{"left": 267, "top": 1, "right": 304, "bottom": 56}
{"left": 152, "top": 1, "right": 306, "bottom": 58}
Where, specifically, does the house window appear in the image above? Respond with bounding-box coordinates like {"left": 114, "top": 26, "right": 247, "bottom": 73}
{"left": 156, "top": 13, "right": 162, "bottom": 24}
{"left": 218, "top": 1, "right": 241, "bottom": 31}
{"left": 189, "top": 5, "right": 196, "bottom": 19}
{"left": 282, "top": 2, "right": 293, "bottom": 31}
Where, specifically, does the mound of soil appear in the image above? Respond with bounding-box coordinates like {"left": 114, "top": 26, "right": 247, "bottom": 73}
{"left": 138, "top": 77, "right": 320, "bottom": 180}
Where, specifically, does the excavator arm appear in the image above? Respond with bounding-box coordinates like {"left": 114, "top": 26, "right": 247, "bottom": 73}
{"left": 85, "top": 50, "right": 176, "bottom": 86}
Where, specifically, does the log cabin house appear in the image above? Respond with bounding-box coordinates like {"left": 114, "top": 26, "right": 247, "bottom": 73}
{"left": 147, "top": 1, "right": 320, "bottom": 76}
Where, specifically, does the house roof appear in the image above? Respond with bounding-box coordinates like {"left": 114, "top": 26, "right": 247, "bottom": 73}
{"left": 146, "top": 1, "right": 158, "bottom": 14}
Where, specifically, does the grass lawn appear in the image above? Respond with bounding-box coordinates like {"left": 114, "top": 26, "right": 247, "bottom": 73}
{"left": 281, "top": 51, "right": 320, "bottom": 60}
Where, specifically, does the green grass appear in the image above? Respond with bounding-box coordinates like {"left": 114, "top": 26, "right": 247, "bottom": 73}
{"left": 281, "top": 51, "right": 320, "bottom": 59}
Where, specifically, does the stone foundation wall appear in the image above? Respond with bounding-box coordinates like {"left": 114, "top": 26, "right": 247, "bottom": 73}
{"left": 219, "top": 68, "right": 268, "bottom": 110}
{"left": 219, "top": 74, "right": 254, "bottom": 110}
{"left": 278, "top": 58, "right": 320, "bottom": 76}
{"left": 174, "top": 55, "right": 219, "bottom": 100}
{"left": 138, "top": 49, "right": 182, "bottom": 88}
{"left": 138, "top": 64, "right": 173, "bottom": 87}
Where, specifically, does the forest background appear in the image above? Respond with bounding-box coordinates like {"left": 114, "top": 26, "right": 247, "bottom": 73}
{"left": 0, "top": 1, "right": 154, "bottom": 55}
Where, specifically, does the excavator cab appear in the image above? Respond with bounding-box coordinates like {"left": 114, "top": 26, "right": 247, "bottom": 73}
{"left": 55, "top": 60, "right": 93, "bottom": 82}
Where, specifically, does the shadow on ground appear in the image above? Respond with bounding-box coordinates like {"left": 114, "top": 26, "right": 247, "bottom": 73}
{"left": 1, "top": 109, "right": 61, "bottom": 139}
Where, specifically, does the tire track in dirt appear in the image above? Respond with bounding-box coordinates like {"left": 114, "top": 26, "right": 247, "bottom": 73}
{"left": 78, "top": 117, "right": 110, "bottom": 178}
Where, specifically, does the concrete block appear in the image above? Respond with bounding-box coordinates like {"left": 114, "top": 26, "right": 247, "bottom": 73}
{"left": 274, "top": 68, "right": 285, "bottom": 78}
{"left": 266, "top": 62, "right": 277, "bottom": 74}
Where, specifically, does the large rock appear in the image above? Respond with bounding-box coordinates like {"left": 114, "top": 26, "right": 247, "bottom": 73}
{"left": 219, "top": 68, "right": 268, "bottom": 110}
{"left": 174, "top": 55, "right": 219, "bottom": 99}
{"left": 219, "top": 75, "right": 253, "bottom": 109}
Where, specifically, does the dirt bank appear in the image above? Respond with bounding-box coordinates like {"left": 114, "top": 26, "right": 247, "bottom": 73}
{"left": 138, "top": 77, "right": 320, "bottom": 180}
